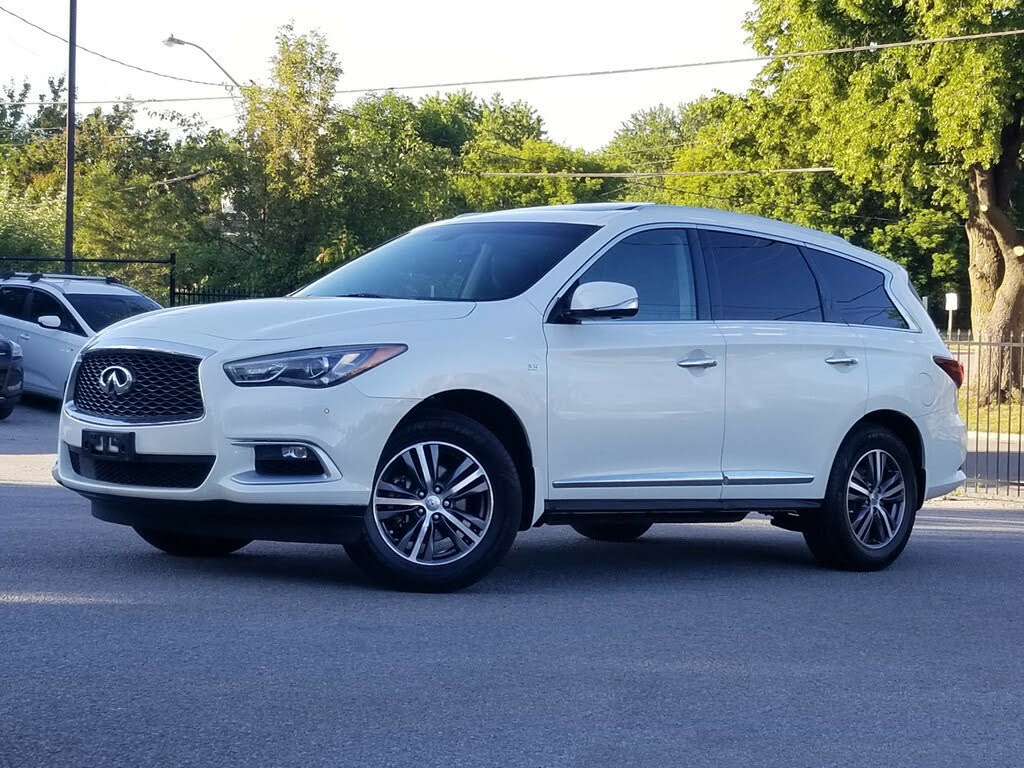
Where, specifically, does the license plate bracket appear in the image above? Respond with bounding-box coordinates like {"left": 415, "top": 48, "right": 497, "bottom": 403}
{"left": 81, "top": 430, "right": 136, "bottom": 461}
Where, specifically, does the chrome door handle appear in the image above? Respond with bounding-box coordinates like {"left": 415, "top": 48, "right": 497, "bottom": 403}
{"left": 18, "top": 333, "right": 30, "bottom": 341}
{"left": 677, "top": 358, "right": 718, "bottom": 369}
{"left": 825, "top": 357, "right": 859, "bottom": 366}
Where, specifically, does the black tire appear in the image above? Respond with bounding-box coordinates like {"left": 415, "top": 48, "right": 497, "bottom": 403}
{"left": 134, "top": 527, "right": 251, "bottom": 557}
{"left": 0, "top": 406, "right": 12, "bottom": 421}
{"left": 803, "top": 425, "right": 918, "bottom": 571}
{"left": 570, "top": 520, "right": 652, "bottom": 542}
{"left": 344, "top": 410, "right": 521, "bottom": 591}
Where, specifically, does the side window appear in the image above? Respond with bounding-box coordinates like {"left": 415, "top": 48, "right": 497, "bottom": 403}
{"left": 28, "top": 290, "right": 84, "bottom": 335}
{"left": 704, "top": 231, "right": 823, "bottom": 322}
{"left": 805, "top": 248, "right": 909, "bottom": 329}
{"left": 578, "top": 229, "right": 697, "bottom": 321}
{"left": 0, "top": 286, "right": 29, "bottom": 319}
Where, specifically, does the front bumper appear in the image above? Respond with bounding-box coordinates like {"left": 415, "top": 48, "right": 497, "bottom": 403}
{"left": 54, "top": 348, "right": 419, "bottom": 513}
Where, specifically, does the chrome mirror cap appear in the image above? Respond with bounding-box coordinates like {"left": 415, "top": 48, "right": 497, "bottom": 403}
{"left": 568, "top": 281, "right": 639, "bottom": 319}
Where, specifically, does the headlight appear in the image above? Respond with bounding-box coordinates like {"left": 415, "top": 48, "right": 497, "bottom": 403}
{"left": 223, "top": 344, "right": 407, "bottom": 388}
{"left": 8, "top": 341, "right": 22, "bottom": 359}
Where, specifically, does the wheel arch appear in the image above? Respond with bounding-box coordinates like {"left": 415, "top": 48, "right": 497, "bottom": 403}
{"left": 847, "top": 409, "right": 926, "bottom": 509}
{"left": 394, "top": 389, "right": 536, "bottom": 531}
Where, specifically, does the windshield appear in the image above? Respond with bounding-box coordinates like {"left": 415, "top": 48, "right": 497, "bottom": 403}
{"left": 296, "top": 221, "right": 599, "bottom": 301}
{"left": 67, "top": 293, "right": 161, "bottom": 331}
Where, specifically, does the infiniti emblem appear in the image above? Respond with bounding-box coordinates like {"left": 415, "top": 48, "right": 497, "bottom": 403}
{"left": 98, "top": 365, "right": 134, "bottom": 396}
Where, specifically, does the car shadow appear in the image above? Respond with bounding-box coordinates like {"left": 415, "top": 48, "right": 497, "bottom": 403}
{"left": 125, "top": 525, "right": 821, "bottom": 594}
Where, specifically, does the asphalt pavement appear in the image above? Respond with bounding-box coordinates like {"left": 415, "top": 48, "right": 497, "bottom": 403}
{"left": 1, "top": 402, "right": 1023, "bottom": 767}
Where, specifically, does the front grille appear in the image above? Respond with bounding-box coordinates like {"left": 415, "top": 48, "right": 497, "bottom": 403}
{"left": 72, "top": 349, "right": 204, "bottom": 423}
{"left": 69, "top": 448, "right": 214, "bottom": 489}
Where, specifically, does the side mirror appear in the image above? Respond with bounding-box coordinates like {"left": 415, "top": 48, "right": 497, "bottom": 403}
{"left": 37, "top": 315, "right": 61, "bottom": 329}
{"left": 567, "top": 281, "right": 639, "bottom": 319}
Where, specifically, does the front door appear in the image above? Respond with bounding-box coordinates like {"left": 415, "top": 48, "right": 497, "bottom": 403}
{"left": 546, "top": 227, "right": 726, "bottom": 501}
{"left": 24, "top": 289, "right": 87, "bottom": 397}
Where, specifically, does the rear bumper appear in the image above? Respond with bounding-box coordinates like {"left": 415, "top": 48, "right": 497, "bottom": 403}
{"left": 86, "top": 491, "right": 366, "bottom": 544}
{"left": 0, "top": 360, "right": 23, "bottom": 408}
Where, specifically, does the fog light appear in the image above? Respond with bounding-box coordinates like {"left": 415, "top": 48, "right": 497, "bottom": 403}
{"left": 254, "top": 444, "right": 325, "bottom": 477}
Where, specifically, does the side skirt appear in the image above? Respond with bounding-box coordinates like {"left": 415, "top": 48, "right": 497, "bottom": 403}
{"left": 540, "top": 498, "right": 822, "bottom": 526}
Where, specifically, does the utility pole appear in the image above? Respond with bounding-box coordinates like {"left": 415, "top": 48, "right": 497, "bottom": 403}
{"left": 63, "top": 0, "right": 77, "bottom": 274}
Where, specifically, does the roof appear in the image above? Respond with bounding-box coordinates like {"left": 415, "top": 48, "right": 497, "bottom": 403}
{"left": 0, "top": 272, "right": 144, "bottom": 296}
{"left": 450, "top": 203, "right": 893, "bottom": 271}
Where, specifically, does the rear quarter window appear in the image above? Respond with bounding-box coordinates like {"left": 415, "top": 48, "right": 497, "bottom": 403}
{"left": 804, "top": 248, "right": 909, "bottom": 329}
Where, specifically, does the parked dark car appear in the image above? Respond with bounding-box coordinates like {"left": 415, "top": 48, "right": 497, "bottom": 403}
{"left": 0, "top": 330, "right": 24, "bottom": 420}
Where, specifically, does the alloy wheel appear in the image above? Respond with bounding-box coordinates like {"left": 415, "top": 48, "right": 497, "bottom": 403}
{"left": 846, "top": 449, "right": 906, "bottom": 549}
{"left": 372, "top": 441, "right": 494, "bottom": 566}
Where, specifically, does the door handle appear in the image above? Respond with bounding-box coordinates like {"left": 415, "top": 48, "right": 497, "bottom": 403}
{"left": 825, "top": 357, "right": 859, "bottom": 366}
{"left": 18, "top": 333, "right": 30, "bottom": 341}
{"left": 677, "top": 358, "right": 718, "bottom": 369}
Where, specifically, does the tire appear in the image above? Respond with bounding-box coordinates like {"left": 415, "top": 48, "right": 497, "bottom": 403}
{"left": 803, "top": 425, "right": 918, "bottom": 571}
{"left": 344, "top": 410, "right": 521, "bottom": 591}
{"left": 134, "top": 527, "right": 251, "bottom": 557}
{"left": 0, "top": 407, "right": 12, "bottom": 421}
{"left": 570, "top": 520, "right": 652, "bottom": 542}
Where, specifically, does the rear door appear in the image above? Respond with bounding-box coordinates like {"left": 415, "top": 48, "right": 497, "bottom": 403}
{"left": 546, "top": 227, "right": 726, "bottom": 501}
{"left": 23, "top": 289, "right": 87, "bottom": 397}
{"left": 700, "top": 229, "right": 867, "bottom": 500}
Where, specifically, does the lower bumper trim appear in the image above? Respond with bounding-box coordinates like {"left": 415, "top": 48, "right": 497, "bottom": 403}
{"left": 85, "top": 492, "right": 367, "bottom": 544}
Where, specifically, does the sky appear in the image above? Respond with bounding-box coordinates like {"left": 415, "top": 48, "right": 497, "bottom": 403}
{"left": 0, "top": 0, "right": 760, "bottom": 150}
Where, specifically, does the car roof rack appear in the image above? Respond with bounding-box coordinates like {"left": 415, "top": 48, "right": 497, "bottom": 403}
{"left": 0, "top": 271, "right": 120, "bottom": 285}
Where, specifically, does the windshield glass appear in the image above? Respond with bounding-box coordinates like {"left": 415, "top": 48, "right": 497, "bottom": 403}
{"left": 296, "top": 221, "right": 599, "bottom": 301}
{"left": 67, "top": 293, "right": 161, "bottom": 331}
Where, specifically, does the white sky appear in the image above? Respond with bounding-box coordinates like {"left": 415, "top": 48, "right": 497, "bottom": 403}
{"left": 1, "top": 0, "right": 760, "bottom": 150}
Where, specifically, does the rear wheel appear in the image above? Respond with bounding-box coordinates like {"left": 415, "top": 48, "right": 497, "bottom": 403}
{"left": 803, "top": 425, "right": 918, "bottom": 570}
{"left": 134, "top": 527, "right": 251, "bottom": 557}
{"left": 571, "top": 520, "right": 652, "bottom": 542}
{"left": 344, "top": 411, "right": 521, "bottom": 591}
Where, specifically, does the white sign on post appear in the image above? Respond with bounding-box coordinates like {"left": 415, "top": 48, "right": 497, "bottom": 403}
{"left": 945, "top": 293, "right": 959, "bottom": 311}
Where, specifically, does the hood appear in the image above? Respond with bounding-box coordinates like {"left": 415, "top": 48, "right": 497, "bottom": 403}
{"left": 103, "top": 296, "right": 476, "bottom": 342}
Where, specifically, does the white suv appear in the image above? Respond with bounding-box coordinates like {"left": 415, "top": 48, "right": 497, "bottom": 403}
{"left": 52, "top": 204, "right": 967, "bottom": 590}
{"left": 0, "top": 273, "right": 160, "bottom": 398}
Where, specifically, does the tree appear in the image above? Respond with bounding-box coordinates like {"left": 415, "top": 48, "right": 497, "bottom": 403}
{"left": 745, "top": 0, "right": 1024, "bottom": 400}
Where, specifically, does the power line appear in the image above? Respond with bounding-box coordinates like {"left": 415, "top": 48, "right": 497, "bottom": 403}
{"left": 0, "top": 5, "right": 228, "bottom": 88}
{"left": 1, "top": 26, "right": 1022, "bottom": 108}
{"left": 475, "top": 167, "right": 841, "bottom": 178}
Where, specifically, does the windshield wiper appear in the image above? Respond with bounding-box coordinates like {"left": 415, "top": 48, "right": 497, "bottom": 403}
{"left": 336, "top": 292, "right": 394, "bottom": 299}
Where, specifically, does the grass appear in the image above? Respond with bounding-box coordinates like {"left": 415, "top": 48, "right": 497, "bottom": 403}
{"left": 958, "top": 391, "right": 1024, "bottom": 435}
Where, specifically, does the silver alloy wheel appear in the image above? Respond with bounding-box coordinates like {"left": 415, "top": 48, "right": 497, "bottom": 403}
{"left": 846, "top": 449, "right": 906, "bottom": 549}
{"left": 372, "top": 441, "right": 494, "bottom": 566}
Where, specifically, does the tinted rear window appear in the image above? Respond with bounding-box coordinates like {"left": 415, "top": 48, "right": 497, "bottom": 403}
{"left": 297, "top": 222, "right": 599, "bottom": 301}
{"left": 805, "top": 248, "right": 909, "bottom": 329}
{"left": 66, "top": 293, "right": 161, "bottom": 331}
{"left": 704, "top": 231, "right": 823, "bottom": 322}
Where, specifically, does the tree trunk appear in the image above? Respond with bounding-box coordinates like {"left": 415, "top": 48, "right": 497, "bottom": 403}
{"left": 967, "top": 170, "right": 1024, "bottom": 403}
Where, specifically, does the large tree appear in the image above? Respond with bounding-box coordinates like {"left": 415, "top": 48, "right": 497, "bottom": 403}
{"left": 746, "top": 0, "right": 1024, "bottom": 399}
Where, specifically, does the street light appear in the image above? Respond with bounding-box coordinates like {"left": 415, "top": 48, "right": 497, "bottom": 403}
{"left": 163, "top": 34, "right": 242, "bottom": 89}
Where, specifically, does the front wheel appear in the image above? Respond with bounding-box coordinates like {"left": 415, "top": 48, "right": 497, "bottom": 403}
{"left": 134, "top": 527, "right": 251, "bottom": 557}
{"left": 0, "top": 406, "right": 12, "bottom": 421}
{"left": 571, "top": 520, "right": 652, "bottom": 542}
{"left": 344, "top": 411, "right": 521, "bottom": 591}
{"left": 803, "top": 425, "right": 918, "bottom": 571}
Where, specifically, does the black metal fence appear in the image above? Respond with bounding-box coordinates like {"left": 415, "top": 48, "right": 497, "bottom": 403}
{"left": 170, "top": 286, "right": 263, "bottom": 305}
{"left": 945, "top": 331, "right": 1024, "bottom": 498}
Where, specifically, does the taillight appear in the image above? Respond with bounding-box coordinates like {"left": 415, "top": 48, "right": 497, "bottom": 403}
{"left": 933, "top": 356, "right": 964, "bottom": 389}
